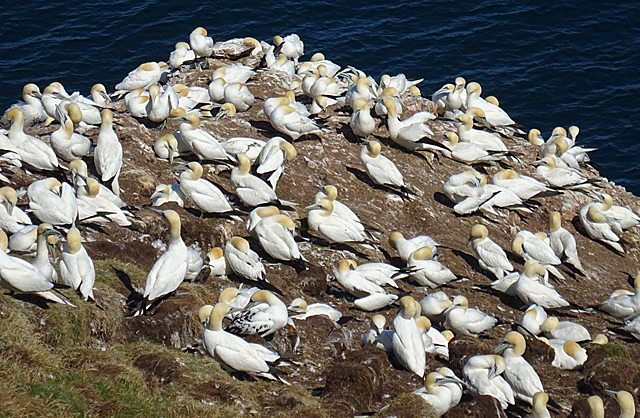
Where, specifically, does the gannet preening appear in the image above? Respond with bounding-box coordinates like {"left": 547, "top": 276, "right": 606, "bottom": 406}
{"left": 268, "top": 53, "right": 295, "bottom": 77}
{"left": 415, "top": 317, "right": 450, "bottom": 359}
{"left": 176, "top": 162, "right": 233, "bottom": 214}
{"left": 419, "top": 292, "right": 452, "bottom": 324}
{"left": 246, "top": 206, "right": 279, "bottom": 238}
{"left": 254, "top": 213, "right": 304, "bottom": 263}
{"left": 6, "top": 108, "right": 58, "bottom": 171}
{"left": 168, "top": 42, "right": 195, "bottom": 68}
{"left": 231, "top": 153, "right": 288, "bottom": 207}
{"left": 407, "top": 246, "right": 457, "bottom": 288}
{"left": 203, "top": 303, "right": 283, "bottom": 381}
{"left": 529, "top": 392, "right": 551, "bottom": 418}
{"left": 515, "top": 261, "right": 569, "bottom": 309}
{"left": 463, "top": 354, "right": 514, "bottom": 409}
{"left": 534, "top": 156, "right": 594, "bottom": 189}
{"left": 288, "top": 297, "right": 342, "bottom": 322}
{"left": 383, "top": 98, "right": 436, "bottom": 151}
{"left": 389, "top": 231, "right": 438, "bottom": 263}
{"left": 255, "top": 137, "right": 296, "bottom": 191}
{"left": 468, "top": 224, "right": 513, "bottom": 280}
{"left": 309, "top": 75, "right": 347, "bottom": 98}
{"left": 268, "top": 104, "right": 322, "bottom": 140}
{"left": 59, "top": 227, "right": 95, "bottom": 301}
{"left": 512, "top": 230, "right": 564, "bottom": 280}
{"left": 464, "top": 82, "right": 514, "bottom": 126}
{"left": 226, "top": 290, "right": 287, "bottom": 337}
{"left": 145, "top": 84, "right": 179, "bottom": 123}
{"left": 68, "top": 159, "right": 125, "bottom": 209}
{"left": 123, "top": 89, "right": 149, "bottom": 117}
{"left": 434, "top": 367, "right": 463, "bottom": 411}
{"left": 442, "top": 170, "right": 485, "bottom": 204}
{"left": 495, "top": 331, "right": 544, "bottom": 405}
{"left": 605, "top": 390, "right": 635, "bottom": 418}
{"left": 309, "top": 95, "right": 337, "bottom": 115}
{"left": 333, "top": 259, "right": 386, "bottom": 297}
{"left": 306, "top": 199, "right": 370, "bottom": 244}
{"left": 30, "top": 224, "right": 59, "bottom": 283}
{"left": 222, "top": 83, "right": 254, "bottom": 112}
{"left": 224, "top": 237, "right": 267, "bottom": 283}
{"left": 518, "top": 304, "right": 547, "bottom": 335}
{"left": 492, "top": 169, "right": 553, "bottom": 200}
{"left": 49, "top": 117, "right": 92, "bottom": 162}
{"left": 597, "top": 273, "right": 640, "bottom": 321}
{"left": 539, "top": 338, "right": 588, "bottom": 370}
{"left": 346, "top": 77, "right": 376, "bottom": 109}
{"left": 94, "top": 109, "right": 122, "bottom": 196}
{"left": 179, "top": 113, "right": 230, "bottom": 161}
{"left": 413, "top": 372, "right": 459, "bottom": 416}
{"left": 444, "top": 295, "right": 496, "bottom": 337}
{"left": 360, "top": 139, "right": 415, "bottom": 199}
{"left": 393, "top": 296, "right": 425, "bottom": 377}
{"left": 597, "top": 192, "right": 640, "bottom": 230}
{"left": 114, "top": 62, "right": 169, "bottom": 93}
{"left": 208, "top": 77, "right": 226, "bottom": 103}
{"left": 0, "top": 186, "right": 32, "bottom": 234}
{"left": 579, "top": 202, "right": 624, "bottom": 253}
{"left": 350, "top": 98, "right": 375, "bottom": 141}
{"left": 1, "top": 84, "right": 47, "bottom": 127}
{"left": 7, "top": 225, "right": 37, "bottom": 253}
{"left": 548, "top": 211, "right": 586, "bottom": 274}
{"left": 189, "top": 27, "right": 214, "bottom": 63}
{"left": 273, "top": 34, "right": 304, "bottom": 63}
{"left": 207, "top": 247, "right": 231, "bottom": 277}
{"left": 540, "top": 316, "right": 590, "bottom": 342}
{"left": 27, "top": 178, "right": 77, "bottom": 225}
{"left": 136, "top": 210, "right": 188, "bottom": 314}
{"left": 0, "top": 230, "right": 74, "bottom": 306}
{"left": 76, "top": 178, "right": 131, "bottom": 226}
{"left": 154, "top": 133, "right": 191, "bottom": 163}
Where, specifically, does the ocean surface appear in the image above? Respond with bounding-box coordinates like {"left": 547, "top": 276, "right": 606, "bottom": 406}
{"left": 1, "top": 1, "right": 639, "bottom": 192}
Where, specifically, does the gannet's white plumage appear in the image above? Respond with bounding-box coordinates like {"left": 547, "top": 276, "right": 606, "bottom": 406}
{"left": 393, "top": 297, "right": 426, "bottom": 377}
{"left": 50, "top": 117, "right": 92, "bottom": 162}
{"left": 94, "top": 109, "right": 122, "bottom": 196}
{"left": 5, "top": 108, "right": 58, "bottom": 170}
{"left": 314, "top": 185, "right": 364, "bottom": 228}
{"left": 333, "top": 259, "right": 386, "bottom": 298}
{"left": 420, "top": 292, "right": 452, "bottom": 324}
{"left": 115, "top": 62, "right": 168, "bottom": 92}
{"left": 246, "top": 206, "right": 279, "bottom": 238}
{"left": 254, "top": 214, "right": 302, "bottom": 262}
{"left": 307, "top": 199, "right": 367, "bottom": 244}
{"left": 27, "top": 178, "right": 77, "bottom": 225}
{"left": 177, "top": 162, "right": 233, "bottom": 214}
{"left": 540, "top": 316, "right": 591, "bottom": 342}
{"left": 213, "top": 64, "right": 255, "bottom": 84}
{"left": 268, "top": 54, "right": 295, "bottom": 77}
{"left": 389, "top": 231, "right": 438, "bottom": 262}
{"left": 541, "top": 339, "right": 587, "bottom": 370}
{"left": 124, "top": 89, "right": 149, "bottom": 117}
{"left": 383, "top": 98, "right": 436, "bottom": 151}
{"left": 455, "top": 113, "right": 508, "bottom": 151}
{"left": 76, "top": 178, "right": 131, "bottom": 226}
{"left": 60, "top": 227, "right": 95, "bottom": 301}
{"left": 415, "top": 317, "right": 450, "bottom": 359}
{"left": 495, "top": 331, "right": 544, "bottom": 405}
{"left": 288, "top": 298, "right": 342, "bottom": 322}
{"left": 168, "top": 42, "right": 195, "bottom": 68}
{"left": 444, "top": 295, "right": 497, "bottom": 337}
{"left": 492, "top": 169, "right": 552, "bottom": 200}
{"left": 549, "top": 211, "right": 586, "bottom": 274}
{"left": 274, "top": 34, "right": 304, "bottom": 63}
{"left": 30, "top": 224, "right": 58, "bottom": 283}
{"left": 515, "top": 262, "right": 569, "bottom": 309}
{"left": 463, "top": 354, "right": 515, "bottom": 409}
{"left": 407, "top": 246, "right": 457, "bottom": 288}
{"left": 268, "top": 104, "right": 321, "bottom": 140}
{"left": 225, "top": 237, "right": 266, "bottom": 283}
{"left": 256, "top": 137, "right": 296, "bottom": 191}
{"left": 438, "top": 132, "right": 506, "bottom": 163}
{"left": 468, "top": 224, "right": 513, "bottom": 280}
{"left": 598, "top": 192, "right": 640, "bottom": 230}
{"left": 512, "top": 230, "right": 564, "bottom": 280}
{"left": 580, "top": 202, "right": 624, "bottom": 253}
{"left": 605, "top": 390, "right": 635, "bottom": 418}
{"left": 360, "top": 139, "right": 408, "bottom": 191}
{"left": 1, "top": 84, "right": 47, "bottom": 127}
{"left": 518, "top": 304, "right": 547, "bottom": 335}
{"left": 179, "top": 113, "right": 230, "bottom": 161}
{"left": 535, "top": 156, "right": 592, "bottom": 189}
{"left": 598, "top": 274, "right": 640, "bottom": 321}
{"left": 231, "top": 153, "right": 281, "bottom": 207}
{"left": 360, "top": 314, "right": 388, "bottom": 349}
{"left": 223, "top": 83, "right": 254, "bottom": 112}
{"left": 221, "top": 135, "right": 265, "bottom": 164}
{"left": 146, "top": 84, "right": 179, "bottom": 123}
{"left": 530, "top": 392, "right": 551, "bottom": 418}
{"left": 349, "top": 260, "right": 404, "bottom": 288}
{"left": 412, "top": 372, "right": 458, "bottom": 416}
{"left": 226, "top": 290, "right": 287, "bottom": 337}
{"left": 350, "top": 98, "right": 375, "bottom": 140}
{"left": 189, "top": 27, "right": 214, "bottom": 59}
{"left": 465, "top": 82, "right": 514, "bottom": 126}
{"left": 0, "top": 186, "right": 32, "bottom": 234}
{"left": 69, "top": 159, "right": 125, "bottom": 209}
{"left": 9, "top": 225, "right": 38, "bottom": 252}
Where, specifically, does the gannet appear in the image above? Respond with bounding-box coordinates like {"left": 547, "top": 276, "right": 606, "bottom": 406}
{"left": 179, "top": 113, "right": 230, "bottom": 161}
{"left": 515, "top": 262, "right": 569, "bottom": 309}
{"left": 393, "top": 296, "right": 425, "bottom": 376}
{"left": 349, "top": 260, "right": 405, "bottom": 288}
{"left": 301, "top": 69, "right": 320, "bottom": 97}
{"left": 224, "top": 237, "right": 266, "bottom": 283}
{"left": 306, "top": 199, "right": 368, "bottom": 244}
{"left": 465, "top": 82, "right": 514, "bottom": 126}
{"left": 416, "top": 317, "right": 450, "bottom": 359}
{"left": 254, "top": 213, "right": 303, "bottom": 262}
{"left": 5, "top": 108, "right": 58, "bottom": 170}
{"left": 268, "top": 53, "right": 295, "bottom": 77}
{"left": 88, "top": 84, "right": 109, "bottom": 107}
{"left": 468, "top": 224, "right": 513, "bottom": 280}
{"left": 220, "top": 136, "right": 265, "bottom": 164}
{"left": 273, "top": 34, "right": 304, "bottom": 63}
{"left": 94, "top": 109, "right": 122, "bottom": 196}
{"left": 539, "top": 338, "right": 587, "bottom": 370}
{"left": 360, "top": 314, "right": 387, "bottom": 348}
{"left": 208, "top": 77, "right": 226, "bottom": 103}
{"left": 597, "top": 273, "right": 640, "bottom": 321}
{"left": 346, "top": 78, "right": 376, "bottom": 109}
{"left": 431, "top": 83, "right": 454, "bottom": 111}
{"left": 413, "top": 372, "right": 458, "bottom": 416}
{"left": 350, "top": 98, "right": 375, "bottom": 141}
{"left": 518, "top": 304, "right": 547, "bottom": 335}
{"left": 231, "top": 153, "right": 282, "bottom": 207}
{"left": 437, "top": 132, "right": 507, "bottom": 164}
{"left": 407, "top": 246, "right": 456, "bottom": 288}
{"left": 597, "top": 193, "right": 640, "bottom": 230}
{"left": 0, "top": 186, "right": 32, "bottom": 234}
{"left": 68, "top": 159, "right": 125, "bottom": 209}
{"left": 383, "top": 99, "right": 436, "bottom": 151}
{"left": 8, "top": 225, "right": 38, "bottom": 252}
{"left": 455, "top": 114, "right": 507, "bottom": 151}
{"left": 56, "top": 95, "right": 102, "bottom": 128}
{"left": 529, "top": 392, "right": 551, "bottom": 418}
{"left": 256, "top": 137, "right": 296, "bottom": 191}
{"left": 184, "top": 246, "right": 203, "bottom": 281}
{"left": 446, "top": 77, "right": 467, "bottom": 111}
{"left": 59, "top": 227, "right": 95, "bottom": 301}
{"left": 492, "top": 169, "right": 552, "bottom": 200}
{"left": 540, "top": 316, "right": 590, "bottom": 342}
{"left": 154, "top": 133, "right": 191, "bottom": 163}
{"left": 622, "top": 315, "right": 640, "bottom": 340}
{"left": 354, "top": 293, "right": 399, "bottom": 311}
{"left": 298, "top": 53, "right": 340, "bottom": 77}
{"left": 548, "top": 211, "right": 585, "bottom": 274}
{"left": 41, "top": 84, "right": 64, "bottom": 119}
{"left": 145, "top": 84, "right": 179, "bottom": 123}
{"left": 223, "top": 83, "right": 254, "bottom": 112}
{"left": 444, "top": 295, "right": 496, "bottom": 336}
{"left": 512, "top": 230, "right": 564, "bottom": 280}
{"left": 0, "top": 230, "right": 73, "bottom": 306}
{"left": 374, "top": 86, "right": 404, "bottom": 117}
{"left": 309, "top": 95, "right": 337, "bottom": 114}
{"left": 260, "top": 96, "right": 290, "bottom": 119}
{"left": 30, "top": 224, "right": 58, "bottom": 283}
{"left": 1, "top": 84, "right": 47, "bottom": 127}
{"left": 268, "top": 104, "right": 322, "bottom": 140}
{"left": 138, "top": 210, "right": 188, "bottom": 312}
{"left": 442, "top": 170, "right": 485, "bottom": 204}
{"left": 314, "top": 185, "right": 364, "bottom": 228}
{"left": 534, "top": 157, "right": 593, "bottom": 189}
{"left": 495, "top": 331, "right": 544, "bottom": 405}
{"left": 115, "top": 62, "right": 168, "bottom": 93}
{"left": 49, "top": 117, "right": 92, "bottom": 162}
{"left": 226, "top": 290, "right": 287, "bottom": 337}
{"left": 360, "top": 139, "right": 413, "bottom": 197}
{"left": 151, "top": 183, "right": 184, "bottom": 207}
{"left": 207, "top": 247, "right": 232, "bottom": 277}
{"left": 588, "top": 395, "right": 605, "bottom": 418}
{"left": 288, "top": 297, "right": 342, "bottom": 322}
{"left": 168, "top": 42, "right": 195, "bottom": 68}
{"left": 124, "top": 89, "right": 149, "bottom": 117}
{"left": 419, "top": 292, "right": 452, "bottom": 324}
{"left": 176, "top": 162, "right": 233, "bottom": 214}
{"left": 246, "top": 206, "right": 279, "bottom": 238}
{"left": 27, "top": 178, "right": 77, "bottom": 225}
{"left": 579, "top": 202, "right": 624, "bottom": 252}
{"left": 333, "top": 259, "right": 386, "bottom": 298}
{"left": 213, "top": 64, "right": 255, "bottom": 84}
{"left": 389, "top": 231, "right": 438, "bottom": 263}
{"left": 189, "top": 27, "right": 214, "bottom": 61}
{"left": 76, "top": 178, "right": 131, "bottom": 226}
{"left": 203, "top": 303, "right": 281, "bottom": 380}
{"left": 463, "top": 354, "right": 514, "bottom": 409}
{"left": 606, "top": 390, "right": 635, "bottom": 418}
{"left": 281, "top": 91, "right": 311, "bottom": 117}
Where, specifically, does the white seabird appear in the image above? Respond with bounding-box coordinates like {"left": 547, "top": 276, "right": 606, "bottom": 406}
{"left": 5, "top": 107, "right": 58, "bottom": 171}
{"left": 288, "top": 297, "right": 342, "bottom": 322}
{"left": 549, "top": 211, "right": 586, "bottom": 274}
{"left": 60, "top": 227, "right": 96, "bottom": 301}
{"left": 412, "top": 372, "right": 458, "bottom": 416}
{"left": 176, "top": 162, "right": 233, "bottom": 214}
{"left": 597, "top": 273, "right": 640, "bottom": 321}
{"left": 151, "top": 183, "right": 186, "bottom": 207}
{"left": 115, "top": 62, "right": 168, "bottom": 93}
{"left": 350, "top": 98, "right": 375, "bottom": 141}
{"left": 579, "top": 202, "right": 624, "bottom": 253}
{"left": 231, "top": 153, "right": 286, "bottom": 207}
{"left": 465, "top": 82, "right": 514, "bottom": 126}
{"left": 407, "top": 246, "right": 457, "bottom": 288}
{"left": 518, "top": 304, "right": 547, "bottom": 335}
{"left": 360, "top": 139, "right": 413, "bottom": 198}
{"left": 94, "top": 109, "right": 122, "bottom": 196}
{"left": 30, "top": 224, "right": 59, "bottom": 283}
{"left": 494, "top": 331, "right": 544, "bottom": 405}
{"left": 444, "top": 295, "right": 497, "bottom": 337}
{"left": 393, "top": 296, "right": 426, "bottom": 377}
{"left": 1, "top": 84, "right": 47, "bottom": 127}
{"left": 226, "top": 290, "right": 288, "bottom": 337}
{"left": 468, "top": 224, "right": 513, "bottom": 280}
{"left": 268, "top": 104, "right": 322, "bottom": 140}
{"left": 27, "top": 178, "right": 77, "bottom": 225}
{"left": 179, "top": 113, "right": 230, "bottom": 161}
{"left": 256, "top": 136, "right": 297, "bottom": 191}
{"left": 224, "top": 236, "right": 266, "bottom": 283}
{"left": 462, "top": 354, "right": 515, "bottom": 409}
{"left": 253, "top": 213, "right": 303, "bottom": 262}
{"left": 388, "top": 231, "right": 438, "bottom": 263}
{"left": 0, "top": 186, "right": 32, "bottom": 234}
{"left": 515, "top": 262, "right": 569, "bottom": 309}
{"left": 540, "top": 316, "right": 590, "bottom": 342}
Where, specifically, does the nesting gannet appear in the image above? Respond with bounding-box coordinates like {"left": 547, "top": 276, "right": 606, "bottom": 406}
{"left": 189, "top": 27, "right": 214, "bottom": 61}
{"left": 349, "top": 260, "right": 405, "bottom": 288}
{"left": 463, "top": 354, "right": 514, "bottom": 409}
{"left": 529, "top": 392, "right": 551, "bottom": 418}
{"left": 30, "top": 224, "right": 58, "bottom": 283}
{"left": 5, "top": 108, "right": 58, "bottom": 170}
{"left": 389, "top": 231, "right": 438, "bottom": 263}
{"left": 256, "top": 137, "right": 296, "bottom": 191}
{"left": 268, "top": 104, "right": 321, "bottom": 140}
{"left": 360, "top": 139, "right": 414, "bottom": 198}
{"left": 224, "top": 237, "right": 266, "bottom": 283}
{"left": 597, "top": 193, "right": 640, "bottom": 230}
{"left": 208, "top": 77, "right": 226, "bottom": 103}
{"left": 512, "top": 230, "right": 564, "bottom": 280}
{"left": 455, "top": 114, "right": 507, "bottom": 151}
{"left": 622, "top": 315, "right": 640, "bottom": 340}
{"left": 309, "top": 95, "right": 337, "bottom": 115}
{"left": 150, "top": 184, "right": 185, "bottom": 208}
{"left": 115, "top": 62, "right": 168, "bottom": 93}
{"left": 518, "top": 304, "right": 547, "bottom": 335}
{"left": 407, "top": 246, "right": 457, "bottom": 288}
{"left": 68, "top": 159, "right": 125, "bottom": 209}
{"left": 220, "top": 136, "right": 265, "bottom": 164}
{"left": 314, "top": 185, "right": 364, "bottom": 228}
{"left": 435, "top": 367, "right": 463, "bottom": 410}
{"left": 138, "top": 210, "right": 188, "bottom": 312}
{"left": 393, "top": 296, "right": 425, "bottom": 376}
{"left": 579, "top": 202, "right": 624, "bottom": 253}
{"left": 27, "top": 178, "right": 77, "bottom": 225}
{"left": 123, "top": 89, "right": 149, "bottom": 117}
{"left": 416, "top": 317, "right": 450, "bottom": 359}
{"left": 419, "top": 292, "right": 452, "bottom": 324}
{"left": 226, "top": 290, "right": 287, "bottom": 337}
{"left": 0, "top": 230, "right": 73, "bottom": 306}
{"left": 176, "top": 162, "right": 233, "bottom": 214}
{"left": 94, "top": 109, "right": 122, "bottom": 196}
{"left": 1, "top": 84, "right": 47, "bottom": 127}
{"left": 168, "top": 42, "right": 195, "bottom": 68}
{"left": 333, "top": 259, "right": 386, "bottom": 298}
{"left": 207, "top": 248, "right": 232, "bottom": 277}
{"left": 349, "top": 98, "right": 375, "bottom": 142}
{"left": 383, "top": 99, "right": 436, "bottom": 151}
{"left": 548, "top": 212, "right": 585, "bottom": 274}
{"left": 49, "top": 117, "right": 92, "bottom": 162}
{"left": 41, "top": 84, "right": 64, "bottom": 119}
{"left": 231, "top": 153, "right": 283, "bottom": 207}
{"left": 492, "top": 169, "right": 552, "bottom": 200}
{"left": 588, "top": 395, "right": 605, "bottom": 418}
{"left": 89, "top": 84, "right": 110, "bottom": 107}
{"left": 534, "top": 157, "right": 592, "bottom": 189}
{"left": 59, "top": 227, "right": 95, "bottom": 301}
{"left": 203, "top": 303, "right": 281, "bottom": 380}
{"left": 154, "top": 133, "right": 191, "bottom": 163}
{"left": 8, "top": 225, "right": 38, "bottom": 252}
{"left": 268, "top": 54, "right": 295, "bottom": 77}
{"left": 273, "top": 34, "right": 304, "bottom": 63}
{"left": 468, "top": 224, "right": 513, "bottom": 280}
{"left": 254, "top": 213, "right": 303, "bottom": 262}
{"left": 309, "top": 75, "right": 347, "bottom": 98}
{"left": 179, "top": 113, "right": 230, "bottom": 161}
{"left": 360, "top": 314, "right": 389, "bottom": 349}
{"left": 495, "top": 331, "right": 544, "bottom": 405}
{"left": 465, "top": 82, "right": 514, "bottom": 126}
{"left": 222, "top": 83, "right": 254, "bottom": 112}
{"left": 76, "top": 178, "right": 131, "bottom": 226}
{"left": 539, "top": 338, "right": 587, "bottom": 370}
{"left": 437, "top": 132, "right": 506, "bottom": 164}
{"left": 444, "top": 295, "right": 496, "bottom": 337}
{"left": 606, "top": 390, "right": 635, "bottom": 418}
{"left": 213, "top": 64, "right": 255, "bottom": 84}
{"left": 515, "top": 262, "right": 569, "bottom": 309}
{"left": 298, "top": 53, "right": 341, "bottom": 77}
{"left": 540, "top": 316, "right": 590, "bottom": 342}
{"left": 597, "top": 273, "right": 640, "bottom": 321}
{"left": 346, "top": 77, "right": 376, "bottom": 109}
{"left": 145, "top": 84, "right": 179, "bottom": 123}
{"left": 446, "top": 77, "right": 467, "bottom": 111}
{"left": 246, "top": 206, "right": 279, "bottom": 238}
{"left": 0, "top": 186, "right": 32, "bottom": 234}
{"left": 413, "top": 372, "right": 459, "bottom": 416}
{"left": 442, "top": 170, "right": 485, "bottom": 204}
{"left": 183, "top": 246, "right": 203, "bottom": 281}
{"left": 306, "top": 199, "right": 369, "bottom": 244}
{"left": 374, "top": 86, "right": 404, "bottom": 116}
{"left": 288, "top": 297, "right": 342, "bottom": 322}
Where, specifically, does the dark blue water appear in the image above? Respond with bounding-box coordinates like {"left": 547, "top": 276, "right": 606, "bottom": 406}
{"left": 1, "top": 1, "right": 639, "bottom": 191}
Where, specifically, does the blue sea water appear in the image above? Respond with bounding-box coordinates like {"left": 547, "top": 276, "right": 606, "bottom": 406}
{"left": 1, "top": 1, "right": 639, "bottom": 191}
